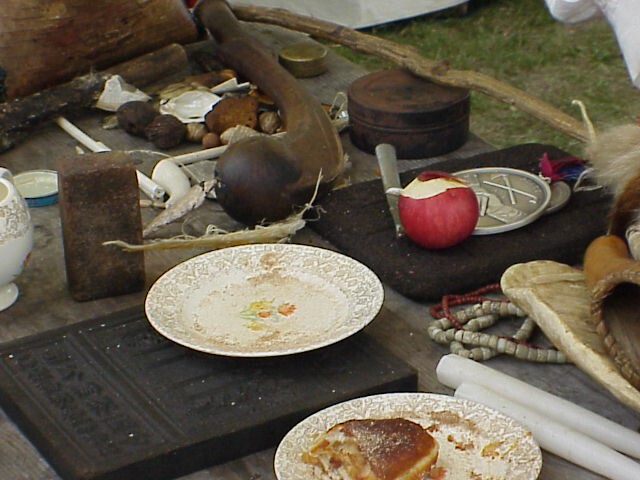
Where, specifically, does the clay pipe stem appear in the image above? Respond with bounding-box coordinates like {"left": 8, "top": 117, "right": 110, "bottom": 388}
{"left": 55, "top": 116, "right": 165, "bottom": 200}
{"left": 194, "top": 0, "right": 343, "bottom": 225}
{"left": 166, "top": 131, "right": 287, "bottom": 166}
{"left": 231, "top": 4, "right": 589, "bottom": 143}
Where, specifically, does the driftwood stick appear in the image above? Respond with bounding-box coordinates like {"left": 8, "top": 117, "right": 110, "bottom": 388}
{"left": 0, "top": 43, "right": 189, "bottom": 152}
{"left": 231, "top": 5, "right": 589, "bottom": 143}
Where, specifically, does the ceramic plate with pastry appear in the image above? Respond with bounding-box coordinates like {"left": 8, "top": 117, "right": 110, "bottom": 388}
{"left": 275, "top": 392, "right": 542, "bottom": 480}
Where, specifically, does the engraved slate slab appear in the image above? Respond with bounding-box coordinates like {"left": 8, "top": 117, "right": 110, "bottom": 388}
{"left": 0, "top": 308, "right": 417, "bottom": 480}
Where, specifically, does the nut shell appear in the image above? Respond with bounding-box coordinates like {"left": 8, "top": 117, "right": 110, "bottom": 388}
{"left": 186, "top": 123, "right": 208, "bottom": 143}
{"left": 145, "top": 114, "right": 187, "bottom": 149}
{"left": 258, "top": 110, "right": 282, "bottom": 134}
{"left": 117, "top": 101, "right": 157, "bottom": 137}
{"left": 220, "top": 125, "right": 261, "bottom": 145}
{"left": 204, "top": 94, "right": 259, "bottom": 135}
{"left": 202, "top": 132, "right": 221, "bottom": 149}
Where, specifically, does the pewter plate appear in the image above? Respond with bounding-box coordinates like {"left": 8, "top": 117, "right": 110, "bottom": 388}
{"left": 454, "top": 167, "right": 552, "bottom": 235}
{"left": 145, "top": 244, "right": 384, "bottom": 357}
{"left": 545, "top": 180, "right": 572, "bottom": 215}
{"left": 274, "top": 392, "right": 542, "bottom": 480}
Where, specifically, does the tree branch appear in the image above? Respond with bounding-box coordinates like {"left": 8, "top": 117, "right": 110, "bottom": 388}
{"left": 231, "top": 4, "right": 589, "bottom": 143}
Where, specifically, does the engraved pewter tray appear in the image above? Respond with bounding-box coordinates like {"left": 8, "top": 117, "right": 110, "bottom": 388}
{"left": 145, "top": 244, "right": 384, "bottom": 357}
{"left": 454, "top": 167, "right": 552, "bottom": 235}
{"left": 274, "top": 392, "right": 542, "bottom": 480}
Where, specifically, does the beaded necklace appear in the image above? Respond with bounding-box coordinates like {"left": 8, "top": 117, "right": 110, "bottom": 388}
{"left": 428, "top": 284, "right": 567, "bottom": 363}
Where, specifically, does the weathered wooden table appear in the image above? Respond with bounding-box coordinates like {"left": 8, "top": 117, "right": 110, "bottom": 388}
{"left": 1, "top": 24, "right": 638, "bottom": 480}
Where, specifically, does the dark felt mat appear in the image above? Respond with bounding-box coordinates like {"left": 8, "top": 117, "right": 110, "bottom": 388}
{"left": 310, "top": 143, "right": 611, "bottom": 301}
{"left": 0, "top": 308, "right": 416, "bottom": 480}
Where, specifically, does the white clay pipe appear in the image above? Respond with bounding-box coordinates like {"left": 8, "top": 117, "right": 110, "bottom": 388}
{"left": 55, "top": 116, "right": 165, "bottom": 200}
{"left": 166, "top": 144, "right": 228, "bottom": 166}
{"left": 436, "top": 353, "right": 640, "bottom": 459}
{"left": 165, "top": 130, "right": 289, "bottom": 167}
{"left": 151, "top": 159, "right": 191, "bottom": 207}
{"left": 455, "top": 382, "right": 640, "bottom": 480}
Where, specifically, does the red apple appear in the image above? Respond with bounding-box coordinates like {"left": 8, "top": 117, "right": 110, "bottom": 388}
{"left": 397, "top": 170, "right": 479, "bottom": 249}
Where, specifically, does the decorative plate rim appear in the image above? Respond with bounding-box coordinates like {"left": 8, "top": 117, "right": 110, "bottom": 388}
{"left": 144, "top": 243, "right": 384, "bottom": 357}
{"left": 274, "top": 391, "right": 542, "bottom": 480}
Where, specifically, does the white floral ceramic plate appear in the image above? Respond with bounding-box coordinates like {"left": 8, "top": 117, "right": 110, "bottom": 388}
{"left": 145, "top": 244, "right": 384, "bottom": 357}
{"left": 274, "top": 392, "right": 542, "bottom": 480}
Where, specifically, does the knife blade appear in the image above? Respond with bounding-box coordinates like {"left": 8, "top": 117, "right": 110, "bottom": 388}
{"left": 375, "top": 143, "right": 404, "bottom": 236}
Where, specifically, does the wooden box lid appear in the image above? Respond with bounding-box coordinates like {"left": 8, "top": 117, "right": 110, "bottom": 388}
{"left": 347, "top": 69, "right": 470, "bottom": 159}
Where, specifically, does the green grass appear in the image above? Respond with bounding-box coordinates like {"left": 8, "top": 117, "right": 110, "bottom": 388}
{"left": 332, "top": 0, "right": 640, "bottom": 155}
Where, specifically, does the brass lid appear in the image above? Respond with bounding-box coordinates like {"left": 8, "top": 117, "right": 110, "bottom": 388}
{"left": 278, "top": 42, "right": 328, "bottom": 78}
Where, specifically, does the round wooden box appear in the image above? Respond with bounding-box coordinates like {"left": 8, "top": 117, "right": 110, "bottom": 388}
{"left": 347, "top": 69, "right": 470, "bottom": 159}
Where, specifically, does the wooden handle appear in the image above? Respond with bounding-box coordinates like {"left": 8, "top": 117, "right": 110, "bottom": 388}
{"left": 194, "top": 0, "right": 344, "bottom": 225}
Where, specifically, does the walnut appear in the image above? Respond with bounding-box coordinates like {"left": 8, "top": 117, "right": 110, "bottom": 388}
{"left": 116, "top": 101, "right": 157, "bottom": 137}
{"left": 144, "top": 114, "right": 186, "bottom": 149}
{"left": 185, "top": 123, "right": 208, "bottom": 143}
{"left": 258, "top": 110, "right": 282, "bottom": 134}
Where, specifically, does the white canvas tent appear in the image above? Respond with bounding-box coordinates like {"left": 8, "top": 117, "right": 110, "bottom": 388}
{"left": 546, "top": 0, "right": 639, "bottom": 88}
{"left": 230, "top": 1, "right": 639, "bottom": 88}
{"left": 228, "top": 0, "right": 468, "bottom": 29}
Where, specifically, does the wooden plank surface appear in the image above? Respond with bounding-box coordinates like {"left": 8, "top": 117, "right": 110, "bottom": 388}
{"left": 0, "top": 23, "right": 638, "bottom": 480}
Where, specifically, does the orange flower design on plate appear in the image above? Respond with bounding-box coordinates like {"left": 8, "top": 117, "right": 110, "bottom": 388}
{"left": 240, "top": 299, "right": 297, "bottom": 328}
{"left": 277, "top": 302, "right": 296, "bottom": 316}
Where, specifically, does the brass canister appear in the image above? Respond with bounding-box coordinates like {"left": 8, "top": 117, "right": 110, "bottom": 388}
{"left": 278, "top": 42, "right": 328, "bottom": 78}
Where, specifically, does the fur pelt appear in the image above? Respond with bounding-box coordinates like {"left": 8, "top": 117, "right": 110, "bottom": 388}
{"left": 584, "top": 123, "right": 640, "bottom": 198}
{"left": 581, "top": 118, "right": 640, "bottom": 247}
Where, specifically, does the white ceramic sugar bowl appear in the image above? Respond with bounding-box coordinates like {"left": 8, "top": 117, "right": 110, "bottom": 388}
{"left": 0, "top": 167, "right": 34, "bottom": 312}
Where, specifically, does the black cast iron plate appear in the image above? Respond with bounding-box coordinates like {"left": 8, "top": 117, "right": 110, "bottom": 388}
{"left": 0, "top": 307, "right": 417, "bottom": 480}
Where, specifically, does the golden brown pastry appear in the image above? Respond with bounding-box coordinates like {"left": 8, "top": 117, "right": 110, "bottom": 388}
{"left": 302, "top": 418, "right": 439, "bottom": 480}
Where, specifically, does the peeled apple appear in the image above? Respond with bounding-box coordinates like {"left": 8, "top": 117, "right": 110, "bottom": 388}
{"left": 397, "top": 170, "right": 479, "bottom": 249}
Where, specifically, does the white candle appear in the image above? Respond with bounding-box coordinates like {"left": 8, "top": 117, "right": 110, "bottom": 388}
{"left": 436, "top": 353, "right": 640, "bottom": 459}
{"left": 455, "top": 382, "right": 640, "bottom": 480}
